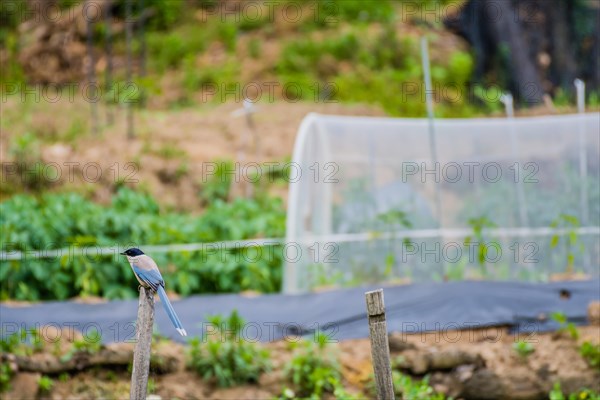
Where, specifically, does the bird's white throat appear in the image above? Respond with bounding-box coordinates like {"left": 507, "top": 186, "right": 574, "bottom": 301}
{"left": 126, "top": 255, "right": 141, "bottom": 263}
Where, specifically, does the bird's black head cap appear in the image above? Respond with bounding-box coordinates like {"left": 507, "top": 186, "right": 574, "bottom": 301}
{"left": 120, "top": 248, "right": 145, "bottom": 256}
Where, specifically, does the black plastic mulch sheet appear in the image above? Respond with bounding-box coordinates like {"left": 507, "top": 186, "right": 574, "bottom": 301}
{"left": 1, "top": 280, "right": 598, "bottom": 343}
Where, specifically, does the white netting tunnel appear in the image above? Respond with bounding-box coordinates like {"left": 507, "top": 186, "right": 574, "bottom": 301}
{"left": 283, "top": 113, "right": 600, "bottom": 293}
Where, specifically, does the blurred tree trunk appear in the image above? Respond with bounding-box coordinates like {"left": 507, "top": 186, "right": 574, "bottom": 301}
{"left": 547, "top": 0, "right": 577, "bottom": 89}
{"left": 446, "top": 0, "right": 599, "bottom": 104}
{"left": 588, "top": 3, "right": 600, "bottom": 89}
{"left": 484, "top": 0, "right": 544, "bottom": 104}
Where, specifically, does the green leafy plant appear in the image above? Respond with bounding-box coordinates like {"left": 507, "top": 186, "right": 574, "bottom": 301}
{"left": 549, "top": 382, "right": 600, "bottom": 400}
{"left": 0, "top": 328, "right": 45, "bottom": 392}
{"left": 588, "top": 91, "right": 600, "bottom": 107}
{"left": 282, "top": 332, "right": 343, "bottom": 399}
{"left": 199, "top": 159, "right": 234, "bottom": 204}
{"left": 464, "top": 216, "right": 498, "bottom": 277}
{"left": 156, "top": 143, "right": 187, "bottom": 160}
{"left": 60, "top": 329, "right": 102, "bottom": 362}
{"left": 38, "top": 375, "right": 54, "bottom": 394}
{"left": 579, "top": 341, "right": 600, "bottom": 371}
{"left": 376, "top": 209, "right": 413, "bottom": 278}
{"left": 550, "top": 214, "right": 584, "bottom": 273}
{"left": 215, "top": 21, "right": 238, "bottom": 52}
{"left": 301, "top": 0, "right": 395, "bottom": 30}
{"left": 4, "top": 133, "right": 56, "bottom": 193}
{"left": 248, "top": 38, "right": 262, "bottom": 59}
{"left": 147, "top": 378, "right": 156, "bottom": 394}
{"left": 551, "top": 312, "right": 580, "bottom": 340}
{"left": 0, "top": 330, "right": 23, "bottom": 354}
{"left": 187, "top": 310, "right": 270, "bottom": 387}
{"left": 512, "top": 340, "right": 535, "bottom": 359}
{"left": 146, "top": 24, "right": 207, "bottom": 72}
{"left": 366, "top": 370, "right": 448, "bottom": 399}
{"left": 0, "top": 328, "right": 43, "bottom": 356}
{"left": 0, "top": 363, "right": 12, "bottom": 393}
{"left": 392, "top": 371, "right": 447, "bottom": 399}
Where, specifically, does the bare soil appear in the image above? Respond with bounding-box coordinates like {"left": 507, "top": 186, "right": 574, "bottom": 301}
{"left": 3, "top": 325, "right": 599, "bottom": 400}
{"left": 0, "top": 98, "right": 384, "bottom": 210}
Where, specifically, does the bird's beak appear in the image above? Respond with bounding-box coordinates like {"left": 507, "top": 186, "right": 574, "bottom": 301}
{"left": 119, "top": 252, "right": 126, "bottom": 255}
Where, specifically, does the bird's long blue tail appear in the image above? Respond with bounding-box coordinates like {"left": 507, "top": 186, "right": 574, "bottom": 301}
{"left": 157, "top": 286, "right": 187, "bottom": 336}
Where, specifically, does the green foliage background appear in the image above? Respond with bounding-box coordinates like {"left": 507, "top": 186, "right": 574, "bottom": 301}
{"left": 0, "top": 188, "right": 285, "bottom": 300}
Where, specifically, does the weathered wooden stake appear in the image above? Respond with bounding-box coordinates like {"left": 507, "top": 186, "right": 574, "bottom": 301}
{"left": 366, "top": 289, "right": 395, "bottom": 400}
{"left": 130, "top": 286, "right": 154, "bottom": 400}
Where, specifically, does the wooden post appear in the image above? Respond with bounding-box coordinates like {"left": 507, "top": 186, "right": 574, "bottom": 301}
{"left": 365, "top": 289, "right": 395, "bottom": 400}
{"left": 130, "top": 286, "right": 154, "bottom": 400}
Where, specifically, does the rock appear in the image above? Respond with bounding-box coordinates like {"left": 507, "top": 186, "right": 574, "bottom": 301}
{"left": 150, "top": 341, "right": 185, "bottom": 374}
{"left": 411, "top": 352, "right": 430, "bottom": 374}
{"left": 428, "top": 349, "right": 482, "bottom": 370}
{"left": 396, "top": 348, "right": 482, "bottom": 375}
{"left": 3, "top": 353, "right": 18, "bottom": 373}
{"left": 4, "top": 372, "right": 41, "bottom": 400}
{"left": 7, "top": 341, "right": 176, "bottom": 375}
{"left": 455, "top": 364, "right": 476, "bottom": 382}
{"left": 461, "top": 369, "right": 505, "bottom": 399}
{"left": 536, "top": 364, "right": 551, "bottom": 381}
{"left": 503, "top": 373, "right": 543, "bottom": 399}
{"left": 388, "top": 334, "right": 416, "bottom": 352}
{"left": 430, "top": 371, "right": 462, "bottom": 398}
{"left": 559, "top": 375, "right": 600, "bottom": 395}
{"left": 588, "top": 301, "right": 600, "bottom": 325}
{"left": 461, "top": 369, "right": 550, "bottom": 400}
{"left": 395, "top": 350, "right": 429, "bottom": 374}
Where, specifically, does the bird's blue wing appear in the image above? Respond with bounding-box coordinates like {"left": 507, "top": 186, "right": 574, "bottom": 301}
{"left": 132, "top": 266, "right": 164, "bottom": 291}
